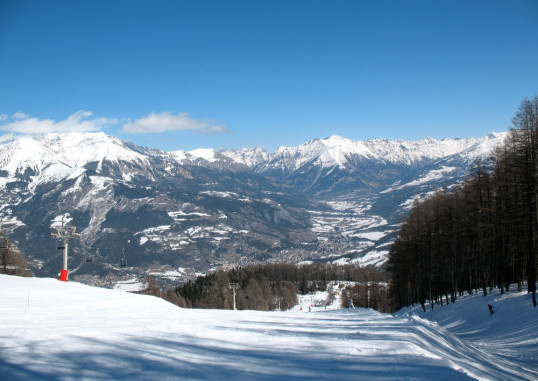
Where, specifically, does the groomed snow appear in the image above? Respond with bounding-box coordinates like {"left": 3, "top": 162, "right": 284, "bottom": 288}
{"left": 1, "top": 275, "right": 536, "bottom": 380}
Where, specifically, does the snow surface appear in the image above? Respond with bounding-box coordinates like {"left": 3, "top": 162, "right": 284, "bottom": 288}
{"left": 169, "top": 148, "right": 226, "bottom": 164}
{"left": 1, "top": 274, "right": 536, "bottom": 380}
{"left": 381, "top": 166, "right": 457, "bottom": 194}
{"left": 220, "top": 147, "right": 271, "bottom": 167}
{"left": 349, "top": 249, "right": 390, "bottom": 267}
{"left": 187, "top": 148, "right": 218, "bottom": 162}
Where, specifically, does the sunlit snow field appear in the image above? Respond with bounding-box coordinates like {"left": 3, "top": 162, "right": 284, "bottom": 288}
{"left": 1, "top": 274, "right": 536, "bottom": 380}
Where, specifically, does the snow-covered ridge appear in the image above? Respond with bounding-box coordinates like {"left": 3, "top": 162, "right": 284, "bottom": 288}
{"left": 0, "top": 132, "right": 149, "bottom": 177}
{"left": 169, "top": 133, "right": 508, "bottom": 170}
{"left": 169, "top": 147, "right": 244, "bottom": 167}
{"left": 258, "top": 133, "right": 507, "bottom": 170}
{"left": 0, "top": 131, "right": 507, "bottom": 175}
{"left": 219, "top": 147, "right": 271, "bottom": 167}
{"left": 170, "top": 148, "right": 220, "bottom": 163}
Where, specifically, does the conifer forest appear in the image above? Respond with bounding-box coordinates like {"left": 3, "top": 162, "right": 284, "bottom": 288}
{"left": 388, "top": 97, "right": 538, "bottom": 310}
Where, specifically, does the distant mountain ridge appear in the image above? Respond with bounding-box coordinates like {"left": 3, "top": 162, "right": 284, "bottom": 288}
{"left": 172, "top": 133, "right": 506, "bottom": 193}
{"left": 170, "top": 133, "right": 505, "bottom": 169}
{"left": 230, "top": 133, "right": 506, "bottom": 197}
{"left": 0, "top": 131, "right": 507, "bottom": 286}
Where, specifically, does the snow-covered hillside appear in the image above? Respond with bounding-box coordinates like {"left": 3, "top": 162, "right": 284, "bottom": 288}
{"left": 1, "top": 274, "right": 535, "bottom": 380}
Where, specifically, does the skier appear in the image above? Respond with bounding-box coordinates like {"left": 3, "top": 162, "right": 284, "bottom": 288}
{"left": 488, "top": 304, "right": 495, "bottom": 315}
{"left": 348, "top": 298, "right": 355, "bottom": 310}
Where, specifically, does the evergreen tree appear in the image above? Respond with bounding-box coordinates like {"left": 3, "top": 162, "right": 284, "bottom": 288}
{"left": 388, "top": 97, "right": 538, "bottom": 310}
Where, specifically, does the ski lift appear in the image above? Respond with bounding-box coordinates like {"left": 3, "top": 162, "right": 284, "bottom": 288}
{"left": 56, "top": 239, "right": 65, "bottom": 250}
{"left": 0, "top": 236, "right": 8, "bottom": 249}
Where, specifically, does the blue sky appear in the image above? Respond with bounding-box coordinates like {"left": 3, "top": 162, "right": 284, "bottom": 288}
{"left": 1, "top": 0, "right": 537, "bottom": 152}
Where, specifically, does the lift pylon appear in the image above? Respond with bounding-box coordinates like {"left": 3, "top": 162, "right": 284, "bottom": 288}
{"left": 51, "top": 217, "right": 79, "bottom": 281}
{"left": 229, "top": 283, "right": 239, "bottom": 310}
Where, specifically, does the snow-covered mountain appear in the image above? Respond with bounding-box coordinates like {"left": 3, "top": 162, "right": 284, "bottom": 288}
{"left": 221, "top": 133, "right": 504, "bottom": 168}
{"left": 172, "top": 146, "right": 270, "bottom": 168}
{"left": 0, "top": 132, "right": 151, "bottom": 174}
{"left": 0, "top": 131, "right": 507, "bottom": 285}
{"left": 0, "top": 132, "right": 316, "bottom": 283}
{"left": 222, "top": 133, "right": 506, "bottom": 196}
{"left": 172, "top": 132, "right": 506, "bottom": 199}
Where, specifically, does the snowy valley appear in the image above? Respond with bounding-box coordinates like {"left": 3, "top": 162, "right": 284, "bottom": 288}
{"left": 0, "top": 132, "right": 506, "bottom": 286}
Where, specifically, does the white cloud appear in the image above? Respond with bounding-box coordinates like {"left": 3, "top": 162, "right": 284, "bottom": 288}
{"left": 123, "top": 112, "right": 229, "bottom": 135}
{"left": 12, "top": 111, "right": 29, "bottom": 119}
{"left": 0, "top": 110, "right": 229, "bottom": 136}
{"left": 0, "top": 110, "right": 116, "bottom": 134}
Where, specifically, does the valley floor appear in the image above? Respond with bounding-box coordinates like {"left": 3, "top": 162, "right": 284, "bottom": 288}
{"left": 0, "top": 275, "right": 536, "bottom": 380}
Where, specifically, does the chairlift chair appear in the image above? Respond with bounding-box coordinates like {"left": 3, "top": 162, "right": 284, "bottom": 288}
{"left": 85, "top": 253, "right": 94, "bottom": 263}
{"left": 0, "top": 237, "right": 8, "bottom": 249}
{"left": 56, "top": 239, "right": 65, "bottom": 250}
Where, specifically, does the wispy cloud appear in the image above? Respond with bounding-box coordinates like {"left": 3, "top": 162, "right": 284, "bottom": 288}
{"left": 0, "top": 111, "right": 230, "bottom": 137}
{"left": 0, "top": 110, "right": 116, "bottom": 134}
{"left": 122, "top": 112, "right": 230, "bottom": 135}
{"left": 12, "top": 111, "right": 29, "bottom": 120}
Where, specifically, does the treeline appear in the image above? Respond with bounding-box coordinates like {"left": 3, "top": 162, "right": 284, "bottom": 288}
{"left": 164, "top": 263, "right": 388, "bottom": 312}
{"left": 340, "top": 278, "right": 391, "bottom": 312}
{"left": 388, "top": 97, "right": 538, "bottom": 310}
{"left": 0, "top": 232, "right": 31, "bottom": 277}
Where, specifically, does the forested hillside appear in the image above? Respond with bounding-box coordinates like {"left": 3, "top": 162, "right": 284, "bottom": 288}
{"left": 165, "top": 263, "right": 389, "bottom": 312}
{"left": 388, "top": 97, "right": 538, "bottom": 310}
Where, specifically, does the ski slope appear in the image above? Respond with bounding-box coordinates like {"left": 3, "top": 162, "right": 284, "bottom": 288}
{"left": 1, "top": 274, "right": 536, "bottom": 380}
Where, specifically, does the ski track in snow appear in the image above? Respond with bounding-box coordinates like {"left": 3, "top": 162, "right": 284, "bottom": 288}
{"left": 1, "top": 275, "right": 536, "bottom": 381}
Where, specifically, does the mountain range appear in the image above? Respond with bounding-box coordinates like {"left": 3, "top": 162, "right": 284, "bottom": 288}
{"left": 0, "top": 131, "right": 506, "bottom": 286}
